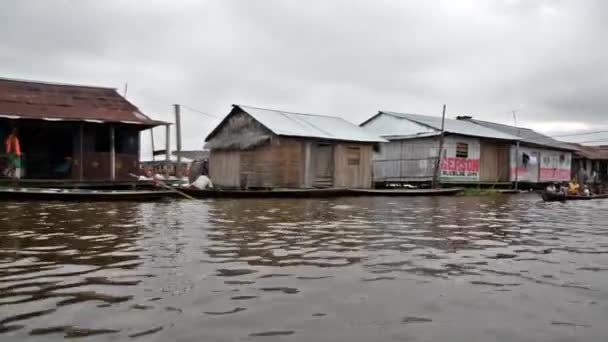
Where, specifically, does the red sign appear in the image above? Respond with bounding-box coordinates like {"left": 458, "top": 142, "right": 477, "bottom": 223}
{"left": 441, "top": 157, "right": 479, "bottom": 172}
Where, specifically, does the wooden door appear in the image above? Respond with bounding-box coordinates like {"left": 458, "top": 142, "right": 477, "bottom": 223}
{"left": 480, "top": 142, "right": 510, "bottom": 182}
{"left": 311, "top": 144, "right": 334, "bottom": 188}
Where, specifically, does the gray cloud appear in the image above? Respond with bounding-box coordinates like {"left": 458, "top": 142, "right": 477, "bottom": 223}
{"left": 2, "top": 0, "right": 608, "bottom": 155}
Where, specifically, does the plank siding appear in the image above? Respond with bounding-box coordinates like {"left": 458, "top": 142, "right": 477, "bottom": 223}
{"left": 209, "top": 150, "right": 241, "bottom": 188}
{"left": 239, "top": 137, "right": 303, "bottom": 189}
{"left": 480, "top": 141, "right": 510, "bottom": 182}
{"left": 373, "top": 137, "right": 438, "bottom": 182}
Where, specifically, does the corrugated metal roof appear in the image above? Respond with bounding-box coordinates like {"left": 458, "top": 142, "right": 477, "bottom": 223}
{"left": 0, "top": 77, "right": 166, "bottom": 126}
{"left": 569, "top": 144, "right": 608, "bottom": 159}
{"left": 466, "top": 119, "right": 577, "bottom": 151}
{"left": 231, "top": 105, "right": 386, "bottom": 143}
{"left": 378, "top": 111, "right": 521, "bottom": 141}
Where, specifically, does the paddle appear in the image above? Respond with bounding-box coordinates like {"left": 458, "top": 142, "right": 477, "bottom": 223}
{"left": 129, "top": 173, "right": 196, "bottom": 200}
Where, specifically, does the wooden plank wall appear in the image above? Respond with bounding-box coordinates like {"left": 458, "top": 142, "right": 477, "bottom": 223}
{"left": 372, "top": 137, "right": 437, "bottom": 182}
{"left": 479, "top": 141, "right": 510, "bottom": 182}
{"left": 209, "top": 150, "right": 241, "bottom": 188}
{"left": 240, "top": 137, "right": 303, "bottom": 189}
{"left": 333, "top": 143, "right": 373, "bottom": 188}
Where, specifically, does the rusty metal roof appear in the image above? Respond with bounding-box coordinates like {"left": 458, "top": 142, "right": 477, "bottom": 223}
{"left": 0, "top": 77, "right": 166, "bottom": 127}
{"left": 571, "top": 144, "right": 608, "bottom": 160}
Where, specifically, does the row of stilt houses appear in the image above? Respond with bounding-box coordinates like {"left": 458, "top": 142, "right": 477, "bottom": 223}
{"left": 204, "top": 105, "right": 586, "bottom": 189}
{"left": 1, "top": 77, "right": 607, "bottom": 189}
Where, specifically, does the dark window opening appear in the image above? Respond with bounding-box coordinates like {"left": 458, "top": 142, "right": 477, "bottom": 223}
{"left": 116, "top": 127, "right": 139, "bottom": 155}
{"left": 94, "top": 127, "right": 110, "bottom": 152}
{"left": 456, "top": 143, "right": 468, "bottom": 158}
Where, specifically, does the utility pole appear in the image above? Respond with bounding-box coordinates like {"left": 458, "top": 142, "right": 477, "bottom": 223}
{"left": 123, "top": 82, "right": 128, "bottom": 98}
{"left": 432, "top": 104, "right": 447, "bottom": 189}
{"left": 174, "top": 104, "right": 182, "bottom": 178}
{"left": 150, "top": 128, "right": 155, "bottom": 161}
{"left": 515, "top": 141, "right": 520, "bottom": 190}
{"left": 511, "top": 109, "right": 521, "bottom": 191}
{"left": 165, "top": 123, "right": 171, "bottom": 179}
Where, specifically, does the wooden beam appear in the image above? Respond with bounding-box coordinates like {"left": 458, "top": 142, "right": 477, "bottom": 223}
{"left": 79, "top": 122, "right": 84, "bottom": 181}
{"left": 110, "top": 125, "right": 115, "bottom": 181}
{"left": 174, "top": 104, "right": 182, "bottom": 176}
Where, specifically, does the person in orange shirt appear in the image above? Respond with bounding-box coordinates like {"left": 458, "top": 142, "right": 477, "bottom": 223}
{"left": 5, "top": 127, "right": 22, "bottom": 179}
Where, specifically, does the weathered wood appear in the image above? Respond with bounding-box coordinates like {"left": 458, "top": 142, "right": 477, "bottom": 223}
{"left": 312, "top": 143, "right": 334, "bottom": 188}
{"left": 480, "top": 141, "right": 510, "bottom": 182}
{"left": 209, "top": 150, "right": 241, "bottom": 188}
{"left": 372, "top": 137, "right": 438, "bottom": 182}
{"left": 110, "top": 125, "right": 116, "bottom": 181}
{"left": 333, "top": 144, "right": 373, "bottom": 188}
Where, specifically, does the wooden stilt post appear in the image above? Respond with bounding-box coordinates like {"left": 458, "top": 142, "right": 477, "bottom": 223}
{"left": 150, "top": 128, "right": 156, "bottom": 161}
{"left": 514, "top": 141, "right": 520, "bottom": 190}
{"left": 79, "top": 122, "right": 84, "bottom": 181}
{"left": 110, "top": 125, "right": 116, "bottom": 181}
{"left": 174, "top": 104, "right": 182, "bottom": 178}
{"left": 165, "top": 123, "right": 171, "bottom": 179}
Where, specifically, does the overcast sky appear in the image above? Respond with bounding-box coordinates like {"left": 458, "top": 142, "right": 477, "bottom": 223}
{"left": 1, "top": 0, "right": 607, "bottom": 156}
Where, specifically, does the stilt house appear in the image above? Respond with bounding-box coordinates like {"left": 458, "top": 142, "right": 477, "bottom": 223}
{"left": 0, "top": 77, "right": 165, "bottom": 181}
{"left": 360, "top": 111, "right": 520, "bottom": 186}
{"left": 204, "top": 105, "right": 386, "bottom": 189}
{"left": 565, "top": 144, "right": 608, "bottom": 183}
{"left": 460, "top": 118, "right": 577, "bottom": 183}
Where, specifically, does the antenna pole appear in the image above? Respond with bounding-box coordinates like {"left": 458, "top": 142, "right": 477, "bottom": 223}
{"left": 432, "top": 104, "right": 447, "bottom": 189}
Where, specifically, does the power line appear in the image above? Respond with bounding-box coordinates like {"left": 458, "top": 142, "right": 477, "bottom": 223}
{"left": 180, "top": 104, "right": 220, "bottom": 119}
{"left": 544, "top": 130, "right": 608, "bottom": 140}
{"left": 572, "top": 138, "right": 608, "bottom": 145}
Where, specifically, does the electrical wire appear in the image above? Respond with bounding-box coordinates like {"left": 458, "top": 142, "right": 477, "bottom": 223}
{"left": 180, "top": 104, "right": 220, "bottom": 119}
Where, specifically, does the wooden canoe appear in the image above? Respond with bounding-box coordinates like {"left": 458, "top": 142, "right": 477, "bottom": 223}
{"left": 541, "top": 192, "right": 608, "bottom": 202}
{"left": 175, "top": 187, "right": 464, "bottom": 199}
{"left": 0, "top": 187, "right": 178, "bottom": 201}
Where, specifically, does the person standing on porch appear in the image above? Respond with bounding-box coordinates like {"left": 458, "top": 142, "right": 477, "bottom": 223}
{"left": 5, "top": 127, "right": 22, "bottom": 179}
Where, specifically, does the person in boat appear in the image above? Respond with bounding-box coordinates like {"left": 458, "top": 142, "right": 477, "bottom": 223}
{"left": 558, "top": 182, "right": 569, "bottom": 195}
{"left": 568, "top": 181, "right": 581, "bottom": 195}
{"left": 546, "top": 183, "right": 557, "bottom": 193}
{"left": 5, "top": 127, "right": 22, "bottom": 179}
{"left": 583, "top": 185, "right": 591, "bottom": 197}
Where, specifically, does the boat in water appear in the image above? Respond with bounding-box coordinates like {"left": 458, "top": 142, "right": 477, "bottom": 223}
{"left": 0, "top": 187, "right": 178, "bottom": 201}
{"left": 174, "top": 187, "right": 464, "bottom": 199}
{"left": 541, "top": 192, "right": 608, "bottom": 202}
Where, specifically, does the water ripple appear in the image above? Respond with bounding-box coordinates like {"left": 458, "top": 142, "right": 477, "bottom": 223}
{"left": 1, "top": 195, "right": 607, "bottom": 340}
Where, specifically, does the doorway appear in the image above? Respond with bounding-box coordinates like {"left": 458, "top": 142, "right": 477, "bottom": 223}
{"left": 311, "top": 143, "right": 334, "bottom": 188}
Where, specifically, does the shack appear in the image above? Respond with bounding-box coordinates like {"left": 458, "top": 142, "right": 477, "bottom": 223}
{"left": 204, "top": 105, "right": 386, "bottom": 189}
{"left": 460, "top": 118, "right": 577, "bottom": 184}
{"left": 570, "top": 144, "right": 608, "bottom": 183}
{"left": 0, "top": 77, "right": 165, "bottom": 182}
{"left": 360, "top": 111, "right": 520, "bottom": 186}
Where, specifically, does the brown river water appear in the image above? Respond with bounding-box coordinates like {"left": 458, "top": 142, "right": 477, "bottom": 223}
{"left": 1, "top": 194, "right": 607, "bottom": 341}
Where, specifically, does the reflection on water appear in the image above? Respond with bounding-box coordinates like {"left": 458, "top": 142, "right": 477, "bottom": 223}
{"left": 1, "top": 194, "right": 608, "bottom": 341}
